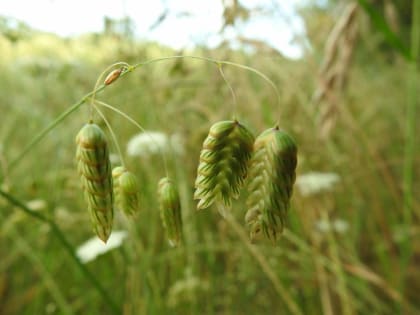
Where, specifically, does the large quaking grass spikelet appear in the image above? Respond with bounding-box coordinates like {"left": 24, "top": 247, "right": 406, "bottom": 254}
{"left": 76, "top": 122, "right": 114, "bottom": 243}
{"left": 194, "top": 120, "right": 254, "bottom": 213}
{"left": 246, "top": 127, "right": 297, "bottom": 242}
{"left": 158, "top": 177, "right": 183, "bottom": 247}
{"left": 112, "top": 166, "right": 140, "bottom": 216}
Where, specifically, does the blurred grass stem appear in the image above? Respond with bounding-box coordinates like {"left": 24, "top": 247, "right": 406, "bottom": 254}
{"left": 400, "top": 0, "right": 420, "bottom": 311}
{"left": 0, "top": 189, "right": 121, "bottom": 315}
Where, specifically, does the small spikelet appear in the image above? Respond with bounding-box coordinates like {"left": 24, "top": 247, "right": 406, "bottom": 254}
{"left": 245, "top": 127, "right": 297, "bottom": 242}
{"left": 104, "top": 68, "right": 122, "bottom": 85}
{"left": 158, "top": 177, "right": 182, "bottom": 247}
{"left": 112, "top": 166, "right": 140, "bottom": 216}
{"left": 76, "top": 123, "right": 114, "bottom": 243}
{"left": 194, "top": 120, "right": 254, "bottom": 213}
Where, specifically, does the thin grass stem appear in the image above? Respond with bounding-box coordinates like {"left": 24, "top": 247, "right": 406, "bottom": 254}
{"left": 90, "top": 62, "right": 130, "bottom": 121}
{"left": 400, "top": 0, "right": 420, "bottom": 311}
{"left": 132, "top": 55, "right": 281, "bottom": 120}
{"left": 93, "top": 104, "right": 126, "bottom": 168}
{"left": 0, "top": 189, "right": 121, "bottom": 315}
{"left": 94, "top": 100, "right": 169, "bottom": 177}
{"left": 217, "top": 63, "right": 238, "bottom": 118}
{"left": 223, "top": 211, "right": 303, "bottom": 315}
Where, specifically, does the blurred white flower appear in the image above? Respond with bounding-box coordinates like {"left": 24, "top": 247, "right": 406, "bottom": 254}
{"left": 109, "top": 153, "right": 121, "bottom": 165}
{"left": 26, "top": 199, "right": 47, "bottom": 211}
{"left": 333, "top": 218, "right": 349, "bottom": 233}
{"left": 295, "top": 171, "right": 340, "bottom": 196}
{"left": 126, "top": 131, "right": 184, "bottom": 158}
{"left": 76, "top": 230, "right": 128, "bottom": 264}
{"left": 316, "top": 218, "right": 349, "bottom": 234}
{"left": 168, "top": 275, "right": 209, "bottom": 307}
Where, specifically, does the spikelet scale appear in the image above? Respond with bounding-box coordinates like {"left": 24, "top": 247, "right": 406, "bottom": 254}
{"left": 194, "top": 120, "right": 254, "bottom": 213}
{"left": 246, "top": 127, "right": 297, "bottom": 242}
{"left": 76, "top": 123, "right": 114, "bottom": 242}
{"left": 158, "top": 177, "right": 182, "bottom": 247}
{"left": 112, "top": 166, "right": 140, "bottom": 216}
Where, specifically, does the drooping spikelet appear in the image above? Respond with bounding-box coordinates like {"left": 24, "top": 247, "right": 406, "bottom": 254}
{"left": 76, "top": 122, "right": 114, "bottom": 243}
{"left": 112, "top": 166, "right": 140, "bottom": 216}
{"left": 245, "top": 127, "right": 297, "bottom": 242}
{"left": 104, "top": 68, "right": 123, "bottom": 85}
{"left": 194, "top": 120, "right": 254, "bottom": 213}
{"left": 157, "top": 177, "right": 182, "bottom": 247}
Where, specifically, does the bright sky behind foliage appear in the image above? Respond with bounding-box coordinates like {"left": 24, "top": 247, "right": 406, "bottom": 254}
{"left": 0, "top": 0, "right": 308, "bottom": 58}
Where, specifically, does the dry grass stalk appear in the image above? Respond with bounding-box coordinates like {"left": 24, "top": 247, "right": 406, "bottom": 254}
{"left": 312, "top": 2, "right": 359, "bottom": 139}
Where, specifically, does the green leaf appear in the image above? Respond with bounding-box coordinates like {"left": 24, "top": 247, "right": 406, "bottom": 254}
{"left": 358, "top": 0, "right": 411, "bottom": 60}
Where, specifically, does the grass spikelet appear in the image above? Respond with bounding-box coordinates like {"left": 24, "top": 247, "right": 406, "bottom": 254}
{"left": 76, "top": 122, "right": 114, "bottom": 243}
{"left": 112, "top": 166, "right": 140, "bottom": 216}
{"left": 157, "top": 177, "right": 182, "bottom": 247}
{"left": 194, "top": 120, "right": 254, "bottom": 213}
{"left": 245, "top": 127, "right": 297, "bottom": 242}
{"left": 104, "top": 68, "right": 123, "bottom": 85}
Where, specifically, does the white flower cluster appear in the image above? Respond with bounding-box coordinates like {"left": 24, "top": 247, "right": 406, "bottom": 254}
{"left": 315, "top": 218, "right": 349, "bottom": 234}
{"left": 295, "top": 171, "right": 340, "bottom": 196}
{"left": 76, "top": 230, "right": 128, "bottom": 263}
{"left": 126, "top": 131, "right": 184, "bottom": 158}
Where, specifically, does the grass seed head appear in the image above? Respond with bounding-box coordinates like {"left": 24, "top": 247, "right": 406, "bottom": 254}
{"left": 112, "top": 166, "right": 140, "bottom": 216}
{"left": 158, "top": 177, "right": 182, "bottom": 247}
{"left": 246, "top": 127, "right": 297, "bottom": 242}
{"left": 76, "top": 123, "right": 114, "bottom": 243}
{"left": 104, "top": 68, "right": 123, "bottom": 85}
{"left": 194, "top": 120, "right": 254, "bottom": 213}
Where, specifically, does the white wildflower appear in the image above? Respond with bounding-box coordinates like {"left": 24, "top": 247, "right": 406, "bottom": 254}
{"left": 126, "top": 131, "right": 184, "bottom": 158}
{"left": 168, "top": 275, "right": 209, "bottom": 307}
{"left": 26, "top": 199, "right": 47, "bottom": 211}
{"left": 333, "top": 218, "right": 349, "bottom": 233}
{"left": 109, "top": 153, "right": 121, "bottom": 165}
{"left": 296, "top": 171, "right": 340, "bottom": 196}
{"left": 76, "top": 230, "right": 128, "bottom": 263}
{"left": 316, "top": 218, "right": 349, "bottom": 234}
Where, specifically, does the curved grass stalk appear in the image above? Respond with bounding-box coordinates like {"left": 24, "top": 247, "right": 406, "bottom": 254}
{"left": 9, "top": 55, "right": 278, "bottom": 172}
{"left": 217, "top": 63, "right": 238, "bottom": 118}
{"left": 7, "top": 64, "right": 134, "bottom": 172}
{"left": 92, "top": 104, "right": 126, "bottom": 168}
{"left": 0, "top": 189, "right": 121, "bottom": 315}
{"left": 94, "top": 100, "right": 169, "bottom": 177}
{"left": 90, "top": 62, "right": 130, "bottom": 120}
{"left": 132, "top": 55, "right": 281, "bottom": 122}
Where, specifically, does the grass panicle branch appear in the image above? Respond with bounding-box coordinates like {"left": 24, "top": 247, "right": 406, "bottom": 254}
{"left": 9, "top": 55, "right": 277, "bottom": 174}
{"left": 94, "top": 100, "right": 170, "bottom": 178}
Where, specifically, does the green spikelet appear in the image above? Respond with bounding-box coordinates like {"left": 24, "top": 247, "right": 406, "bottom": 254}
{"left": 245, "top": 127, "right": 297, "bottom": 242}
{"left": 194, "top": 120, "right": 254, "bottom": 213}
{"left": 158, "top": 177, "right": 182, "bottom": 247}
{"left": 76, "top": 122, "right": 114, "bottom": 243}
{"left": 112, "top": 166, "right": 140, "bottom": 216}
